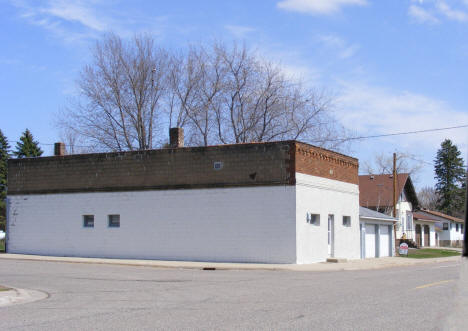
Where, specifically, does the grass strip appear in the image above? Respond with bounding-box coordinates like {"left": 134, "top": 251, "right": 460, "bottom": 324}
{"left": 402, "top": 248, "right": 461, "bottom": 259}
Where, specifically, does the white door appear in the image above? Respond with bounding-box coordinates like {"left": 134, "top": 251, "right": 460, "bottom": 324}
{"left": 360, "top": 223, "right": 365, "bottom": 259}
{"left": 365, "top": 224, "right": 376, "bottom": 258}
{"left": 328, "top": 215, "right": 334, "bottom": 257}
{"left": 379, "top": 225, "right": 390, "bottom": 257}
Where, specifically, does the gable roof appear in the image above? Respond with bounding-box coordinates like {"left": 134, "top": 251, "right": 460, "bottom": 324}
{"left": 412, "top": 212, "right": 439, "bottom": 223}
{"left": 417, "top": 209, "right": 464, "bottom": 224}
{"left": 359, "top": 207, "right": 396, "bottom": 222}
{"left": 359, "top": 173, "right": 418, "bottom": 209}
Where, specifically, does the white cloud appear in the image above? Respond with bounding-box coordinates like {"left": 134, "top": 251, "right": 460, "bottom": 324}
{"left": 9, "top": 0, "right": 168, "bottom": 43}
{"left": 318, "top": 34, "right": 359, "bottom": 59}
{"left": 42, "top": 0, "right": 107, "bottom": 32}
{"left": 436, "top": 1, "right": 468, "bottom": 22}
{"left": 224, "top": 25, "right": 255, "bottom": 39}
{"left": 408, "top": 1, "right": 468, "bottom": 24}
{"left": 408, "top": 5, "right": 439, "bottom": 24}
{"left": 336, "top": 82, "right": 468, "bottom": 150}
{"left": 277, "top": 0, "right": 367, "bottom": 15}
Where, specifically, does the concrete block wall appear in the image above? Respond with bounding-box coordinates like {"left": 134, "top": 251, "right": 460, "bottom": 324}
{"left": 7, "top": 142, "right": 293, "bottom": 195}
{"left": 8, "top": 141, "right": 359, "bottom": 196}
{"left": 295, "top": 173, "right": 360, "bottom": 263}
{"left": 7, "top": 186, "right": 297, "bottom": 263}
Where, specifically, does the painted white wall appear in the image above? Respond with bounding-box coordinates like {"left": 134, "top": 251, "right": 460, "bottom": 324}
{"left": 430, "top": 224, "right": 436, "bottom": 247}
{"left": 359, "top": 219, "right": 395, "bottom": 258}
{"left": 396, "top": 201, "right": 413, "bottom": 240}
{"left": 365, "top": 224, "right": 376, "bottom": 258}
{"left": 7, "top": 186, "right": 297, "bottom": 263}
{"left": 295, "top": 173, "right": 360, "bottom": 263}
{"left": 438, "top": 221, "right": 464, "bottom": 241}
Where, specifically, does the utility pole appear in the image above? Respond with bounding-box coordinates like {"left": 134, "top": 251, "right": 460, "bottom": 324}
{"left": 463, "top": 166, "right": 467, "bottom": 257}
{"left": 393, "top": 153, "right": 397, "bottom": 217}
{"left": 393, "top": 153, "right": 398, "bottom": 254}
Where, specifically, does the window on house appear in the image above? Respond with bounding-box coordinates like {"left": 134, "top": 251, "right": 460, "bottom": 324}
{"left": 108, "top": 214, "right": 120, "bottom": 228}
{"left": 406, "top": 212, "right": 412, "bottom": 230}
{"left": 83, "top": 215, "right": 94, "bottom": 228}
{"left": 462, "top": 224, "right": 464, "bottom": 233}
{"left": 443, "top": 223, "right": 449, "bottom": 230}
{"left": 342, "top": 216, "right": 351, "bottom": 227}
{"left": 307, "top": 213, "right": 320, "bottom": 225}
{"left": 456, "top": 224, "right": 459, "bottom": 232}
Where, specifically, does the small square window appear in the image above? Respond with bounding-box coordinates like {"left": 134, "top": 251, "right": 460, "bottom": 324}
{"left": 307, "top": 213, "right": 320, "bottom": 225}
{"left": 443, "top": 223, "right": 449, "bottom": 230}
{"left": 83, "top": 215, "right": 94, "bottom": 228}
{"left": 343, "top": 216, "right": 351, "bottom": 227}
{"left": 108, "top": 214, "right": 120, "bottom": 228}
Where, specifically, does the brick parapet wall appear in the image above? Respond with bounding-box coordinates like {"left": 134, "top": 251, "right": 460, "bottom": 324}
{"left": 8, "top": 140, "right": 359, "bottom": 195}
{"left": 294, "top": 142, "right": 359, "bottom": 185}
{"left": 8, "top": 142, "right": 293, "bottom": 195}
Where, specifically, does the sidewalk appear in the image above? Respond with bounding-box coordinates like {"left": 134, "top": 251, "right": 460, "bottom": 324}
{"left": 0, "top": 286, "right": 48, "bottom": 307}
{"left": 0, "top": 253, "right": 461, "bottom": 272}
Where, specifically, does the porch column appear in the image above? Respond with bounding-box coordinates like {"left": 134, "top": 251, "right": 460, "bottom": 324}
{"left": 421, "top": 224, "right": 425, "bottom": 247}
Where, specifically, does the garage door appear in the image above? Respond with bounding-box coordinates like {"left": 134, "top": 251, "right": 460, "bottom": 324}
{"left": 379, "top": 225, "right": 390, "bottom": 257}
{"left": 365, "top": 224, "right": 376, "bottom": 258}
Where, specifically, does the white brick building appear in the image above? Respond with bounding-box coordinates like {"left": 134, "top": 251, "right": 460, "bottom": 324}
{"left": 6, "top": 133, "right": 360, "bottom": 264}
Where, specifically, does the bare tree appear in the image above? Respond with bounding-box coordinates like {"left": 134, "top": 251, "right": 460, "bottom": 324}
{"left": 57, "top": 128, "right": 91, "bottom": 155}
{"left": 418, "top": 186, "right": 439, "bottom": 210}
{"left": 211, "top": 42, "right": 345, "bottom": 147}
{"left": 60, "top": 33, "right": 169, "bottom": 151}
{"left": 362, "top": 152, "right": 423, "bottom": 181}
{"left": 59, "top": 36, "right": 348, "bottom": 151}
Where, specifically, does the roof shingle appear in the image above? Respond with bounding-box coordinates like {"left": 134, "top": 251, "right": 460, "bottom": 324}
{"left": 359, "top": 173, "right": 409, "bottom": 208}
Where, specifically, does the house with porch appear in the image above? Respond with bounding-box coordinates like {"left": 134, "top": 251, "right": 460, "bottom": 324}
{"left": 413, "top": 209, "right": 464, "bottom": 247}
{"left": 359, "top": 173, "right": 419, "bottom": 244}
{"left": 412, "top": 211, "right": 437, "bottom": 247}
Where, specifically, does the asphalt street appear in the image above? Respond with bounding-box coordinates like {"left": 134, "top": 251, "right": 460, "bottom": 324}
{"left": 0, "top": 259, "right": 462, "bottom": 330}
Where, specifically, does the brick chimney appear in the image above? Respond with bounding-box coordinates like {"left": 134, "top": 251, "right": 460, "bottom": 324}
{"left": 54, "top": 142, "right": 66, "bottom": 156}
{"left": 169, "top": 128, "right": 184, "bottom": 148}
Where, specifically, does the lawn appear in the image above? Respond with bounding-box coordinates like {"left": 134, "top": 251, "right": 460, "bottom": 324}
{"left": 401, "top": 248, "right": 461, "bottom": 259}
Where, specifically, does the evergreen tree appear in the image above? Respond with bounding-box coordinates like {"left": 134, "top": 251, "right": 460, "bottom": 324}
{"left": 13, "top": 129, "right": 43, "bottom": 158}
{"left": 434, "top": 139, "right": 466, "bottom": 216}
{"left": 0, "top": 129, "right": 9, "bottom": 231}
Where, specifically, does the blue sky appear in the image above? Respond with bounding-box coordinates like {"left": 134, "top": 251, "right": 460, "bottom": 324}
{"left": 1, "top": 0, "right": 467, "bottom": 189}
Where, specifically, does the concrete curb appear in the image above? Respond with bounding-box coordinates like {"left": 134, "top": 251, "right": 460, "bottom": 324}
{"left": 0, "top": 287, "right": 48, "bottom": 307}
{"left": 0, "top": 253, "right": 461, "bottom": 272}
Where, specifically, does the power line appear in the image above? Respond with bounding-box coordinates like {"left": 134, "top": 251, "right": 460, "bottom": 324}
{"left": 8, "top": 123, "right": 468, "bottom": 149}
{"left": 308, "top": 124, "right": 468, "bottom": 144}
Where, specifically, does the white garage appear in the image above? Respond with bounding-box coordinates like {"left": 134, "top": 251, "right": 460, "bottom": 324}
{"left": 360, "top": 207, "right": 396, "bottom": 258}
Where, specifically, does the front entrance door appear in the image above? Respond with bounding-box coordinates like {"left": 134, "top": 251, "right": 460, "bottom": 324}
{"left": 415, "top": 224, "right": 422, "bottom": 247}
{"left": 328, "top": 215, "right": 334, "bottom": 257}
{"left": 424, "top": 225, "right": 430, "bottom": 246}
